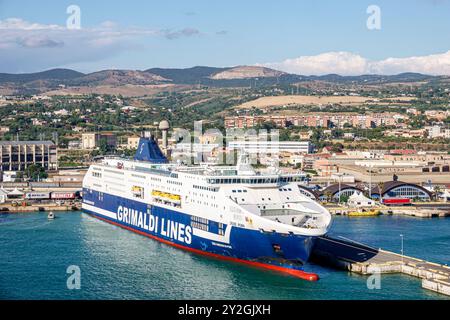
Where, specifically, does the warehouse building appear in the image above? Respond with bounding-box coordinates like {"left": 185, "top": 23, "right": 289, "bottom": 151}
{"left": 0, "top": 141, "right": 58, "bottom": 172}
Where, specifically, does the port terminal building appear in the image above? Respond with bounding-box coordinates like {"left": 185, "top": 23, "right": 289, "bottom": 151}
{"left": 317, "top": 184, "right": 364, "bottom": 202}
{"left": 0, "top": 141, "right": 58, "bottom": 173}
{"left": 370, "top": 181, "right": 432, "bottom": 201}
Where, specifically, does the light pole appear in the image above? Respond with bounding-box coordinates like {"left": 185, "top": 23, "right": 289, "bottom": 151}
{"left": 338, "top": 177, "right": 341, "bottom": 204}
{"left": 400, "top": 234, "right": 404, "bottom": 265}
{"left": 336, "top": 173, "right": 343, "bottom": 204}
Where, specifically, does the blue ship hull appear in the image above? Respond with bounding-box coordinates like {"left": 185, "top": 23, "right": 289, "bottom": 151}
{"left": 82, "top": 188, "right": 319, "bottom": 280}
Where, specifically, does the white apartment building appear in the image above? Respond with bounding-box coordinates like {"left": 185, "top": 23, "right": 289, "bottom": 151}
{"left": 228, "top": 141, "right": 312, "bottom": 154}
{"left": 426, "top": 125, "right": 450, "bottom": 139}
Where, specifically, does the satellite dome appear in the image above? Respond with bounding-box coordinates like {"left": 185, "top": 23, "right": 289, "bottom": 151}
{"left": 159, "top": 120, "right": 170, "bottom": 130}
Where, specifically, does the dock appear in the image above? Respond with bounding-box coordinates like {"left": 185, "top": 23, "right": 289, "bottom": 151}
{"left": 327, "top": 205, "right": 450, "bottom": 218}
{"left": 0, "top": 203, "right": 81, "bottom": 213}
{"left": 311, "top": 236, "right": 450, "bottom": 296}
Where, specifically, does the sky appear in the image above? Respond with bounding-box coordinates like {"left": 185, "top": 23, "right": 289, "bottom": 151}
{"left": 0, "top": 0, "right": 450, "bottom": 75}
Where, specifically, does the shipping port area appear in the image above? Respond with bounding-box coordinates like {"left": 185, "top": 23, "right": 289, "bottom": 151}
{"left": 0, "top": 141, "right": 449, "bottom": 297}
{"left": 0, "top": 202, "right": 81, "bottom": 212}
{"left": 326, "top": 204, "right": 450, "bottom": 218}
{"left": 0, "top": 186, "right": 82, "bottom": 212}
{"left": 312, "top": 236, "right": 450, "bottom": 297}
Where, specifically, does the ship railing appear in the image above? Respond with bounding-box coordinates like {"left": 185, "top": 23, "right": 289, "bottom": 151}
{"left": 300, "top": 218, "right": 322, "bottom": 229}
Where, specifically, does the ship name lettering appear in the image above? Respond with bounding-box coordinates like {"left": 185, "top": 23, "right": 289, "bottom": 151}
{"left": 117, "top": 206, "right": 191, "bottom": 244}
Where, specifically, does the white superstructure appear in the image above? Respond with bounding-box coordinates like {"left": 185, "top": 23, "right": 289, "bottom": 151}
{"left": 83, "top": 154, "right": 331, "bottom": 237}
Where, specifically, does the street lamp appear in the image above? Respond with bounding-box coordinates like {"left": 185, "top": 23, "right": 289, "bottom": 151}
{"left": 338, "top": 177, "right": 341, "bottom": 204}
{"left": 335, "top": 173, "right": 343, "bottom": 204}
{"left": 400, "top": 234, "right": 404, "bottom": 265}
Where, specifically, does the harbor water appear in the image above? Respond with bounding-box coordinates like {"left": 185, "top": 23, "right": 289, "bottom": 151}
{"left": 1, "top": 211, "right": 450, "bottom": 300}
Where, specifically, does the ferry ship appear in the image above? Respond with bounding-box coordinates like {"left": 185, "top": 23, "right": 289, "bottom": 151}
{"left": 82, "top": 137, "right": 332, "bottom": 281}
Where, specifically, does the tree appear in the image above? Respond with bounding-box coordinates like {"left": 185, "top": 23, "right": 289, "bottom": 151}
{"left": 377, "top": 182, "right": 384, "bottom": 203}
{"left": 98, "top": 138, "right": 116, "bottom": 155}
{"left": 434, "top": 185, "right": 441, "bottom": 201}
{"left": 25, "top": 164, "right": 48, "bottom": 181}
{"left": 324, "top": 191, "right": 333, "bottom": 203}
{"left": 15, "top": 172, "right": 24, "bottom": 182}
{"left": 121, "top": 148, "right": 137, "bottom": 157}
{"left": 99, "top": 138, "right": 109, "bottom": 154}
{"left": 340, "top": 195, "right": 350, "bottom": 204}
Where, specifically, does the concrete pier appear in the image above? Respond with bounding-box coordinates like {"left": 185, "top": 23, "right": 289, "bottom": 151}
{"left": 311, "top": 236, "right": 450, "bottom": 297}
{"left": 327, "top": 205, "right": 450, "bottom": 218}
{"left": 0, "top": 203, "right": 81, "bottom": 212}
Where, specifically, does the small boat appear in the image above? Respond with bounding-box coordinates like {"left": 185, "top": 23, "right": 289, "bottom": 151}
{"left": 47, "top": 211, "right": 55, "bottom": 219}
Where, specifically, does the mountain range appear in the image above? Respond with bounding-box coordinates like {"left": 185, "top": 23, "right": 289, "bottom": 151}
{"left": 0, "top": 65, "right": 442, "bottom": 93}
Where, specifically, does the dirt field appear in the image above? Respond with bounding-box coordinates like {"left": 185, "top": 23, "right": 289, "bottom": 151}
{"left": 235, "top": 95, "right": 415, "bottom": 109}
{"left": 0, "top": 87, "right": 17, "bottom": 96}
{"left": 44, "top": 84, "right": 192, "bottom": 97}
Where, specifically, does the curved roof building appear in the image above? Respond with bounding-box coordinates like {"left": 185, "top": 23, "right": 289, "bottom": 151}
{"left": 370, "top": 181, "right": 432, "bottom": 201}
{"left": 318, "top": 184, "right": 364, "bottom": 201}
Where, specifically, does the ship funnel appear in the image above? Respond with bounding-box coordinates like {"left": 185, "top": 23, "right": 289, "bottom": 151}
{"left": 134, "top": 137, "right": 168, "bottom": 163}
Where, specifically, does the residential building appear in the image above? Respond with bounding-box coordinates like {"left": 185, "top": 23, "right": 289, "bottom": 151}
{"left": 67, "top": 140, "right": 82, "bottom": 150}
{"left": 225, "top": 112, "right": 404, "bottom": 130}
{"left": 227, "top": 140, "right": 313, "bottom": 155}
{"left": 127, "top": 136, "right": 141, "bottom": 149}
{"left": 424, "top": 110, "right": 450, "bottom": 121}
{"left": 425, "top": 125, "right": 450, "bottom": 139}
{"left": 0, "top": 127, "right": 10, "bottom": 134}
{"left": 82, "top": 133, "right": 117, "bottom": 150}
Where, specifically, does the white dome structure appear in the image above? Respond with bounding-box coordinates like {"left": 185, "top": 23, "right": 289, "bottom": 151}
{"left": 347, "top": 191, "right": 376, "bottom": 208}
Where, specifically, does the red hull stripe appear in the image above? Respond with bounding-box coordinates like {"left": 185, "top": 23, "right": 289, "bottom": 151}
{"left": 89, "top": 213, "right": 319, "bottom": 282}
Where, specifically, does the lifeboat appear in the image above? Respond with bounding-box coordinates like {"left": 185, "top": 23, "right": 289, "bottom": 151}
{"left": 151, "top": 190, "right": 181, "bottom": 205}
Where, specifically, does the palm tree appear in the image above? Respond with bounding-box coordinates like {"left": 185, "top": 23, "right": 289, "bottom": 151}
{"left": 324, "top": 191, "right": 333, "bottom": 204}
{"left": 377, "top": 182, "right": 384, "bottom": 204}
{"left": 434, "top": 185, "right": 441, "bottom": 201}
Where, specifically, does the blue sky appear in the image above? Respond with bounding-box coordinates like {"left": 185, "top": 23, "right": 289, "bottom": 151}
{"left": 0, "top": 0, "right": 449, "bottom": 74}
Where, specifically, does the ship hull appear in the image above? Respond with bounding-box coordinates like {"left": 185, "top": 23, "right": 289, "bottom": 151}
{"left": 82, "top": 188, "right": 320, "bottom": 281}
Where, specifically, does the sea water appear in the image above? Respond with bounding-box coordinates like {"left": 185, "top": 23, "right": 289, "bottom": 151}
{"left": 1, "top": 212, "right": 449, "bottom": 300}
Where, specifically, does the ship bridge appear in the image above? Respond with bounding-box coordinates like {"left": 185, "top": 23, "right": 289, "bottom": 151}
{"left": 221, "top": 180, "right": 331, "bottom": 231}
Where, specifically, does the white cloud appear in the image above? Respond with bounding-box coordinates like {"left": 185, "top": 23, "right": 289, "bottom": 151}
{"left": 262, "top": 51, "right": 450, "bottom": 76}
{"left": 0, "top": 18, "right": 202, "bottom": 73}
{"left": 162, "top": 27, "right": 201, "bottom": 40}
{"left": 262, "top": 52, "right": 368, "bottom": 76}
{"left": 369, "top": 51, "right": 450, "bottom": 75}
{"left": 0, "top": 18, "right": 62, "bottom": 30}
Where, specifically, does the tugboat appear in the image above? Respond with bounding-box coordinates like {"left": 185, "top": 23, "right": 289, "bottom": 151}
{"left": 47, "top": 211, "right": 55, "bottom": 220}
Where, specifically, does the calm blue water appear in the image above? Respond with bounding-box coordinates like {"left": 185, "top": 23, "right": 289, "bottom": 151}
{"left": 1, "top": 212, "right": 449, "bottom": 300}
